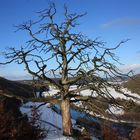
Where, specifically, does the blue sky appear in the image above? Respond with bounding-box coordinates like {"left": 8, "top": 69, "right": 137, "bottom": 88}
{"left": 0, "top": 0, "right": 140, "bottom": 80}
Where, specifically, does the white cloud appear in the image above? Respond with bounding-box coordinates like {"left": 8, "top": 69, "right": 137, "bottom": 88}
{"left": 120, "top": 64, "right": 140, "bottom": 74}
{"left": 101, "top": 18, "right": 140, "bottom": 28}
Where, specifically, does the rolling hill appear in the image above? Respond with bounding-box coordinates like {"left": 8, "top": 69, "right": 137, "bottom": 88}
{"left": 0, "top": 77, "right": 34, "bottom": 98}
{"left": 123, "top": 74, "right": 140, "bottom": 95}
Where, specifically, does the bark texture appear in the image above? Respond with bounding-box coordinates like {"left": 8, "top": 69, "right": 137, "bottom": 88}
{"left": 61, "top": 99, "right": 73, "bottom": 136}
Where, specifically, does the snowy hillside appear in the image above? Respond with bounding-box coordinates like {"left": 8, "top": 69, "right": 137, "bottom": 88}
{"left": 21, "top": 102, "right": 76, "bottom": 140}
{"left": 43, "top": 85, "right": 140, "bottom": 103}
{"left": 20, "top": 102, "right": 100, "bottom": 140}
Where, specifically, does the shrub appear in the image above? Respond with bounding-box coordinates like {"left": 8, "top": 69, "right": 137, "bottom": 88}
{"left": 0, "top": 96, "right": 45, "bottom": 140}
{"left": 74, "top": 117, "right": 102, "bottom": 139}
{"left": 119, "top": 112, "right": 140, "bottom": 122}
{"left": 102, "top": 124, "right": 120, "bottom": 140}
{"left": 130, "top": 127, "right": 140, "bottom": 140}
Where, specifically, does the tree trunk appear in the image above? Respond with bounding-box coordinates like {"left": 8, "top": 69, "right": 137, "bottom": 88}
{"left": 61, "top": 99, "right": 73, "bottom": 136}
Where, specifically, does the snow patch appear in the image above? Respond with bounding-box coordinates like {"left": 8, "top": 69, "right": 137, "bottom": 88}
{"left": 20, "top": 102, "right": 75, "bottom": 140}
{"left": 107, "top": 105, "right": 124, "bottom": 115}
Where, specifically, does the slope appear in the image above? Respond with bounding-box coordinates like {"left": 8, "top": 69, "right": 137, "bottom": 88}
{"left": 123, "top": 74, "right": 140, "bottom": 95}
{"left": 0, "top": 77, "right": 34, "bottom": 98}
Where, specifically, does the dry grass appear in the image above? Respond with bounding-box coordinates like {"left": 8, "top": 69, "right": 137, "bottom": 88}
{"left": 123, "top": 74, "right": 140, "bottom": 95}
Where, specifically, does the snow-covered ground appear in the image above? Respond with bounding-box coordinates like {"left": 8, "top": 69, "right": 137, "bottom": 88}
{"left": 42, "top": 85, "right": 140, "bottom": 117}
{"left": 20, "top": 101, "right": 100, "bottom": 140}
{"left": 105, "top": 87, "right": 140, "bottom": 102}
{"left": 20, "top": 102, "right": 75, "bottom": 140}
{"left": 106, "top": 104, "right": 124, "bottom": 115}
{"left": 43, "top": 85, "right": 140, "bottom": 103}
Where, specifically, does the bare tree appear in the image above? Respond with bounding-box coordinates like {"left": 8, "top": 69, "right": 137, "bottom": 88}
{"left": 0, "top": 4, "right": 133, "bottom": 136}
